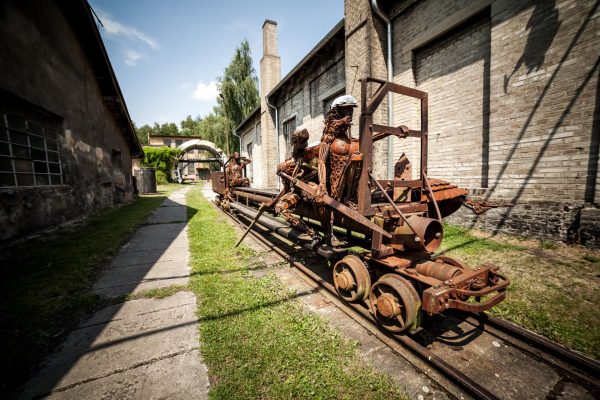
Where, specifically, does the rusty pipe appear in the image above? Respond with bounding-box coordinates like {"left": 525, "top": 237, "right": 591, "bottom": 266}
{"left": 229, "top": 201, "right": 310, "bottom": 242}
{"left": 415, "top": 260, "right": 462, "bottom": 281}
{"left": 231, "top": 190, "right": 273, "bottom": 205}
{"left": 393, "top": 216, "right": 443, "bottom": 252}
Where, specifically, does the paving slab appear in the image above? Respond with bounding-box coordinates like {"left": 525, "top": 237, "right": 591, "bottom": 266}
{"left": 44, "top": 350, "right": 208, "bottom": 400}
{"left": 92, "top": 189, "right": 191, "bottom": 297}
{"left": 147, "top": 206, "right": 188, "bottom": 224}
{"left": 21, "top": 186, "right": 209, "bottom": 399}
{"left": 20, "top": 292, "right": 204, "bottom": 399}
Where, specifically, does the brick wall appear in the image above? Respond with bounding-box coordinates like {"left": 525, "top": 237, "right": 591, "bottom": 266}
{"left": 270, "top": 23, "right": 346, "bottom": 168}
{"left": 381, "top": 0, "right": 599, "bottom": 245}
{"left": 259, "top": 20, "right": 281, "bottom": 189}
{"left": 239, "top": 112, "right": 261, "bottom": 185}
{"left": 344, "top": 0, "right": 390, "bottom": 179}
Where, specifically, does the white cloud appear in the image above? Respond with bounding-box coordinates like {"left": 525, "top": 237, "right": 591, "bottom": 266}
{"left": 191, "top": 81, "right": 219, "bottom": 101}
{"left": 96, "top": 9, "right": 159, "bottom": 49}
{"left": 124, "top": 50, "right": 143, "bottom": 66}
{"left": 180, "top": 81, "right": 192, "bottom": 90}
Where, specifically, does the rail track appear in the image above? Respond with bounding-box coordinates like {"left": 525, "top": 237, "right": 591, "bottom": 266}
{"left": 219, "top": 204, "right": 600, "bottom": 400}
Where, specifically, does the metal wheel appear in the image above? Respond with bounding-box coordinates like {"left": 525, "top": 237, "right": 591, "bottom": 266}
{"left": 369, "top": 274, "right": 421, "bottom": 333}
{"left": 333, "top": 255, "right": 371, "bottom": 302}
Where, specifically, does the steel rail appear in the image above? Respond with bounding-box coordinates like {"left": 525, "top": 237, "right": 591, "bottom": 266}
{"left": 220, "top": 202, "right": 600, "bottom": 399}
{"left": 221, "top": 206, "right": 500, "bottom": 400}
{"left": 458, "top": 312, "right": 600, "bottom": 387}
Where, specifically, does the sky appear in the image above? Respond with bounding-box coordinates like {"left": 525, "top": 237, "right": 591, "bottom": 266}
{"left": 90, "top": 0, "right": 344, "bottom": 127}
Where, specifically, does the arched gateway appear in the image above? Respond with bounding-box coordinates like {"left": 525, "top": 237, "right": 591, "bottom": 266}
{"left": 175, "top": 139, "right": 227, "bottom": 183}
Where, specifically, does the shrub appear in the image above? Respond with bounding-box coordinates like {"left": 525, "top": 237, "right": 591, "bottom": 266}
{"left": 141, "top": 146, "right": 182, "bottom": 182}
{"left": 155, "top": 170, "right": 169, "bottom": 185}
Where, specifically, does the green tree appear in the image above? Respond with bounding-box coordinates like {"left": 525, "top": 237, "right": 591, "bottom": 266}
{"left": 141, "top": 146, "right": 183, "bottom": 183}
{"left": 158, "top": 122, "right": 179, "bottom": 136}
{"left": 134, "top": 123, "right": 155, "bottom": 145}
{"left": 197, "top": 112, "right": 228, "bottom": 150}
{"left": 180, "top": 115, "right": 203, "bottom": 137}
{"left": 217, "top": 39, "right": 259, "bottom": 154}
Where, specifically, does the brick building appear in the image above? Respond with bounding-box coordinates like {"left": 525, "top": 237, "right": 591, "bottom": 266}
{"left": 239, "top": 0, "right": 599, "bottom": 246}
{"left": 0, "top": 0, "right": 143, "bottom": 241}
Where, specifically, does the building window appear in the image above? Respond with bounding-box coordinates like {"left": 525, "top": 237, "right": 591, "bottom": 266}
{"left": 323, "top": 89, "right": 345, "bottom": 116}
{"left": 282, "top": 116, "right": 296, "bottom": 156}
{"left": 246, "top": 142, "right": 253, "bottom": 179}
{"left": 111, "top": 149, "right": 122, "bottom": 171}
{"left": 0, "top": 113, "right": 63, "bottom": 187}
{"left": 175, "top": 139, "right": 183, "bottom": 147}
{"left": 163, "top": 139, "right": 171, "bottom": 147}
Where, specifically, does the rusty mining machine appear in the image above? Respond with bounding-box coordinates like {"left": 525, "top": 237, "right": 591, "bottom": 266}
{"left": 212, "top": 78, "right": 509, "bottom": 334}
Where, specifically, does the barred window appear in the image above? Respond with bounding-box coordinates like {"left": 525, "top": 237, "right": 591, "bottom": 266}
{"left": 282, "top": 116, "right": 296, "bottom": 157}
{"left": 0, "top": 113, "right": 63, "bottom": 187}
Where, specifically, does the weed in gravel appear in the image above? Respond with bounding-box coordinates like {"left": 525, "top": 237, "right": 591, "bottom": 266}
{"left": 583, "top": 255, "right": 600, "bottom": 263}
{"left": 540, "top": 240, "right": 559, "bottom": 250}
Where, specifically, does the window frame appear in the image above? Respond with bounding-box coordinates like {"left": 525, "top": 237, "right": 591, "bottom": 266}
{"left": 0, "top": 112, "right": 64, "bottom": 188}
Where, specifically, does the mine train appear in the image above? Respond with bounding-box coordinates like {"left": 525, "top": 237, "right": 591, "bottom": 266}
{"left": 212, "top": 78, "right": 509, "bottom": 334}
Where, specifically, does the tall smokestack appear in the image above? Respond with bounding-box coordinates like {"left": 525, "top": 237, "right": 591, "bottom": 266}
{"left": 260, "top": 19, "right": 281, "bottom": 188}
{"left": 260, "top": 20, "right": 281, "bottom": 98}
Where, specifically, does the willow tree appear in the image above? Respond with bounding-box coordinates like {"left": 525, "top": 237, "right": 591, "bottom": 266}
{"left": 217, "top": 39, "right": 259, "bottom": 154}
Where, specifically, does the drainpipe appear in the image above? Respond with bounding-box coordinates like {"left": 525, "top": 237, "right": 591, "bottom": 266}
{"left": 232, "top": 126, "right": 244, "bottom": 177}
{"left": 266, "top": 97, "right": 281, "bottom": 189}
{"left": 371, "top": 0, "right": 394, "bottom": 179}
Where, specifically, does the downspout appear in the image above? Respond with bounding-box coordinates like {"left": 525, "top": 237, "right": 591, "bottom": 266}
{"left": 232, "top": 126, "right": 243, "bottom": 177}
{"left": 371, "top": 0, "right": 394, "bottom": 179}
{"left": 266, "top": 97, "right": 281, "bottom": 189}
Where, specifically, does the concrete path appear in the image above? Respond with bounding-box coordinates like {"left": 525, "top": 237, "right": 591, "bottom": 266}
{"left": 21, "top": 187, "right": 209, "bottom": 399}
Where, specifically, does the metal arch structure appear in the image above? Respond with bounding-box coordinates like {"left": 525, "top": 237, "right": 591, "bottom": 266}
{"left": 175, "top": 139, "right": 228, "bottom": 183}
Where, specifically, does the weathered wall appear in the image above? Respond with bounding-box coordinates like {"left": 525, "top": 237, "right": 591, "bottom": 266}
{"left": 344, "top": 0, "right": 390, "bottom": 178}
{"left": 381, "top": 0, "right": 599, "bottom": 245}
{"left": 0, "top": 0, "right": 136, "bottom": 240}
{"left": 238, "top": 112, "right": 261, "bottom": 185}
{"left": 273, "top": 27, "right": 346, "bottom": 162}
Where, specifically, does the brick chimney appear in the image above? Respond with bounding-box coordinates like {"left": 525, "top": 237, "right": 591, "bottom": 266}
{"left": 260, "top": 19, "right": 281, "bottom": 188}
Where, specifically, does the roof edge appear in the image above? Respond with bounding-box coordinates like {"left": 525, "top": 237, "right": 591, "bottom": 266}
{"left": 266, "top": 18, "right": 344, "bottom": 101}
{"left": 235, "top": 104, "right": 261, "bottom": 133}
{"left": 62, "top": 0, "right": 144, "bottom": 158}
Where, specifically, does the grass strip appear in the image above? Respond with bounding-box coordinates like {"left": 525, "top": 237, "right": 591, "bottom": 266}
{"left": 439, "top": 223, "right": 600, "bottom": 359}
{"left": 0, "top": 183, "right": 182, "bottom": 397}
{"left": 186, "top": 187, "right": 406, "bottom": 400}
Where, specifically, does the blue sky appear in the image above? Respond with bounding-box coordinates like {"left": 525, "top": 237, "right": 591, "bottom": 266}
{"left": 91, "top": 1, "right": 344, "bottom": 127}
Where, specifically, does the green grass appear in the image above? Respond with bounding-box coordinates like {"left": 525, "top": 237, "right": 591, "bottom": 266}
{"left": 0, "top": 183, "right": 182, "bottom": 397}
{"left": 438, "top": 223, "right": 600, "bottom": 359}
{"left": 440, "top": 224, "right": 527, "bottom": 254}
{"left": 186, "top": 186, "right": 406, "bottom": 400}
{"left": 131, "top": 284, "right": 189, "bottom": 299}
{"left": 539, "top": 240, "right": 559, "bottom": 250}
